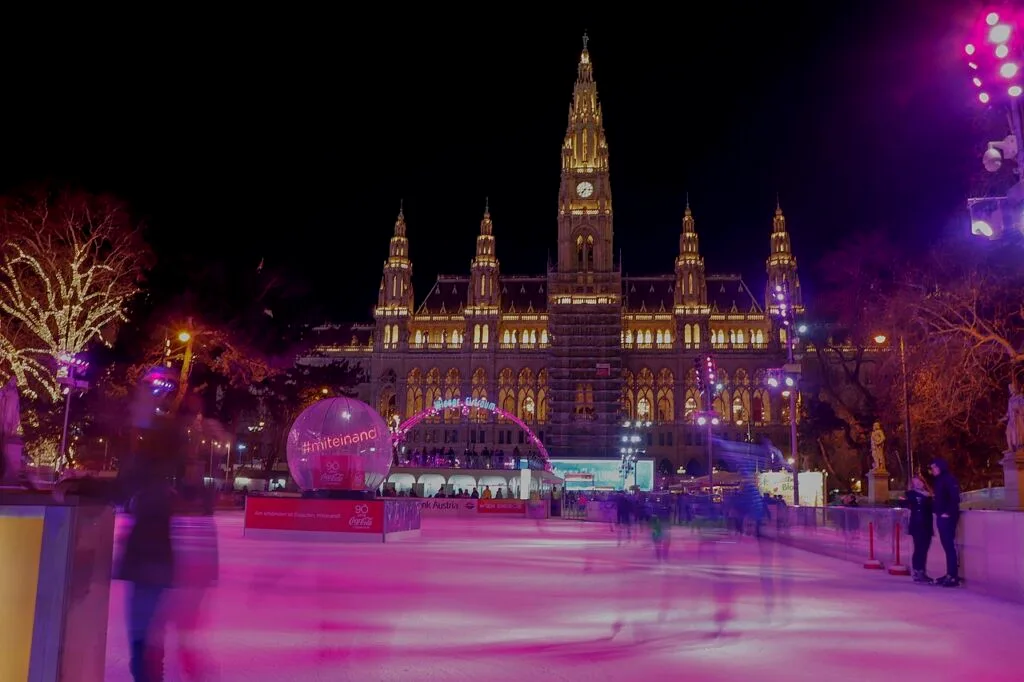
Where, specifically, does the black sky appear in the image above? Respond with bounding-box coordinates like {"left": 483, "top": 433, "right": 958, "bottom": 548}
{"left": 1, "top": 2, "right": 998, "bottom": 325}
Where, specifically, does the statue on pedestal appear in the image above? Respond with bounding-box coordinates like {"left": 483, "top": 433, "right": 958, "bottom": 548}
{"left": 870, "top": 421, "right": 887, "bottom": 473}
{"left": 0, "top": 376, "right": 25, "bottom": 480}
{"left": 1005, "top": 383, "right": 1024, "bottom": 454}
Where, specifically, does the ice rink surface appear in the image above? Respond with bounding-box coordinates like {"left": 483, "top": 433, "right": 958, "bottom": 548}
{"left": 105, "top": 513, "right": 1024, "bottom": 682}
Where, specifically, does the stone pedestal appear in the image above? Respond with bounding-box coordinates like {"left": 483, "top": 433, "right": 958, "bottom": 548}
{"left": 868, "top": 470, "right": 890, "bottom": 505}
{"left": 1002, "top": 449, "right": 1024, "bottom": 510}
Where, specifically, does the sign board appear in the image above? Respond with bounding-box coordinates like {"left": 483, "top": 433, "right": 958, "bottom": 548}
{"left": 757, "top": 471, "right": 826, "bottom": 507}
{"left": 418, "top": 498, "right": 479, "bottom": 517}
{"left": 244, "top": 496, "right": 384, "bottom": 534}
{"left": 477, "top": 499, "right": 527, "bottom": 515}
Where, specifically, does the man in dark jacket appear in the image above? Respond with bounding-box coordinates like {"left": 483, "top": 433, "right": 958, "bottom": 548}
{"left": 928, "top": 458, "right": 961, "bottom": 587}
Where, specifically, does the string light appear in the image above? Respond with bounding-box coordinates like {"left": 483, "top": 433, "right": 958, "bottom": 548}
{"left": 0, "top": 197, "right": 147, "bottom": 399}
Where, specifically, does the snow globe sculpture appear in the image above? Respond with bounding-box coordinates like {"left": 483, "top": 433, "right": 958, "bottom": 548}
{"left": 286, "top": 397, "right": 392, "bottom": 494}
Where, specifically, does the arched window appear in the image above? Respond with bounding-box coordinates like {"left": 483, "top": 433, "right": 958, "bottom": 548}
{"left": 425, "top": 368, "right": 442, "bottom": 423}
{"left": 516, "top": 368, "right": 537, "bottom": 424}
{"left": 636, "top": 368, "right": 655, "bottom": 421}
{"left": 471, "top": 368, "right": 488, "bottom": 423}
{"left": 443, "top": 369, "right": 461, "bottom": 423}
{"left": 656, "top": 369, "right": 674, "bottom": 423}
{"left": 406, "top": 368, "right": 424, "bottom": 418}
{"left": 497, "top": 368, "right": 515, "bottom": 423}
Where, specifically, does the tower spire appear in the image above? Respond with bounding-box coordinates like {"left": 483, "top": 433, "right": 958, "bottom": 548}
{"left": 675, "top": 199, "right": 705, "bottom": 307}
{"left": 376, "top": 202, "right": 414, "bottom": 319}
{"left": 470, "top": 201, "right": 499, "bottom": 308}
{"left": 765, "top": 202, "right": 802, "bottom": 313}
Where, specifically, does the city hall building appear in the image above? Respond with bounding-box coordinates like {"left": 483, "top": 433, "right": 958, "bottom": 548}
{"left": 313, "top": 39, "right": 803, "bottom": 472}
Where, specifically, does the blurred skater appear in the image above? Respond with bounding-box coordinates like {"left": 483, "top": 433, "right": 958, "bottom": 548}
{"left": 116, "top": 463, "right": 175, "bottom": 682}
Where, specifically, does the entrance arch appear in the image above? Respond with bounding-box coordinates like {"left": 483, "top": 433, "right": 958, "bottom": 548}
{"left": 392, "top": 396, "right": 551, "bottom": 466}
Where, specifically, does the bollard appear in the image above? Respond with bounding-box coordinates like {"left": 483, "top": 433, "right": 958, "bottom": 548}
{"left": 863, "top": 521, "right": 883, "bottom": 569}
{"left": 888, "top": 527, "right": 910, "bottom": 576}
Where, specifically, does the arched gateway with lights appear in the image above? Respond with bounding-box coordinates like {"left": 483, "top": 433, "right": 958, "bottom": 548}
{"left": 386, "top": 396, "right": 561, "bottom": 499}
{"left": 392, "top": 396, "right": 551, "bottom": 465}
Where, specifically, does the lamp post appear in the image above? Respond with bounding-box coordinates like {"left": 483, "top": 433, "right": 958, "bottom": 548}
{"left": 171, "top": 324, "right": 195, "bottom": 413}
{"left": 770, "top": 282, "right": 800, "bottom": 505}
{"left": 619, "top": 419, "right": 650, "bottom": 491}
{"left": 57, "top": 354, "right": 89, "bottom": 471}
{"left": 874, "top": 333, "right": 913, "bottom": 479}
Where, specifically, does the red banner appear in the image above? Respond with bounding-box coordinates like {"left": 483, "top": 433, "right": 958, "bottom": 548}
{"left": 476, "top": 499, "right": 527, "bottom": 515}
{"left": 311, "top": 454, "right": 365, "bottom": 491}
{"left": 245, "top": 496, "right": 383, "bottom": 533}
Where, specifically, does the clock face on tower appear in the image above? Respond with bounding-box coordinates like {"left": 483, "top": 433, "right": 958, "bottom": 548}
{"left": 575, "top": 181, "right": 594, "bottom": 198}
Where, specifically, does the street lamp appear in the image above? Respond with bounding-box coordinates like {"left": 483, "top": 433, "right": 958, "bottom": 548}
{"left": 874, "top": 333, "right": 913, "bottom": 479}
{"left": 57, "top": 353, "right": 89, "bottom": 471}
{"left": 770, "top": 281, "right": 801, "bottom": 505}
{"left": 619, "top": 419, "right": 651, "bottom": 491}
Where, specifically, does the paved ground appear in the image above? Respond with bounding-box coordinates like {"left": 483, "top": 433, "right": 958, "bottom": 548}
{"left": 105, "top": 513, "right": 1023, "bottom": 682}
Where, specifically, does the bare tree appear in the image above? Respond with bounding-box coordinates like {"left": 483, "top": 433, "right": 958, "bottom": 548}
{"left": 0, "top": 188, "right": 151, "bottom": 399}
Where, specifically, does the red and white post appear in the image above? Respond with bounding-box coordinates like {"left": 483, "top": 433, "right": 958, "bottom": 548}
{"left": 863, "top": 521, "right": 883, "bottom": 569}
{"left": 888, "top": 527, "right": 910, "bottom": 576}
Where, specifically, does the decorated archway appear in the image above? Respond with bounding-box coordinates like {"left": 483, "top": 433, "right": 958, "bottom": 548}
{"left": 392, "top": 396, "right": 551, "bottom": 467}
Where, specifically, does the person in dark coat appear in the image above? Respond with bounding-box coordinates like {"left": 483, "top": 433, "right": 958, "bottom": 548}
{"left": 115, "top": 463, "right": 176, "bottom": 681}
{"left": 905, "top": 475, "right": 935, "bottom": 583}
{"left": 928, "top": 458, "right": 961, "bottom": 587}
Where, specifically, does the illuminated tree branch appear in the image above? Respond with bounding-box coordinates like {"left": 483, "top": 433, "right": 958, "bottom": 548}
{"left": 0, "top": 189, "right": 150, "bottom": 399}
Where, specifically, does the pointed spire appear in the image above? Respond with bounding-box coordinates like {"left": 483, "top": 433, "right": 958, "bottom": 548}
{"left": 773, "top": 199, "right": 787, "bottom": 234}
{"left": 479, "top": 199, "right": 493, "bottom": 236}
{"left": 394, "top": 199, "right": 406, "bottom": 237}
{"left": 564, "top": 34, "right": 607, "bottom": 172}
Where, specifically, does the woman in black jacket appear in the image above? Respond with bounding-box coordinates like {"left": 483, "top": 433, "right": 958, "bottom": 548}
{"left": 905, "top": 475, "right": 935, "bottom": 584}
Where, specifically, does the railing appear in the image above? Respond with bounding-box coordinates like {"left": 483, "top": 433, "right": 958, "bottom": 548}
{"left": 762, "top": 505, "right": 910, "bottom": 567}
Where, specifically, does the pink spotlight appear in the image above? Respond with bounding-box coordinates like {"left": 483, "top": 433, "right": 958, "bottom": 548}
{"left": 966, "top": 43, "right": 977, "bottom": 56}
{"left": 980, "top": 92, "right": 991, "bottom": 103}
{"left": 986, "top": 12, "right": 999, "bottom": 26}
{"left": 989, "top": 24, "right": 1011, "bottom": 44}
{"left": 973, "top": 76, "right": 983, "bottom": 87}
{"left": 996, "top": 45, "right": 1009, "bottom": 58}
{"left": 1001, "top": 62, "right": 1020, "bottom": 78}
{"left": 969, "top": 61, "right": 980, "bottom": 70}
{"left": 1010, "top": 85, "right": 1023, "bottom": 97}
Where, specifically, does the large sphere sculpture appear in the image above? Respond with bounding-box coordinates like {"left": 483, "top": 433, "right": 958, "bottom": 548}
{"left": 285, "top": 397, "right": 392, "bottom": 492}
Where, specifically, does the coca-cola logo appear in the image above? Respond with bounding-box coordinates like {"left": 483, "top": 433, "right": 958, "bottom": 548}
{"left": 319, "top": 460, "right": 344, "bottom": 484}
{"left": 348, "top": 503, "right": 373, "bottom": 528}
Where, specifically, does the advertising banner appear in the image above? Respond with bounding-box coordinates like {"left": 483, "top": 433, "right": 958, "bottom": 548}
{"left": 418, "top": 499, "right": 479, "bottom": 517}
{"left": 245, "top": 497, "right": 383, "bottom": 533}
{"left": 757, "top": 471, "right": 827, "bottom": 507}
{"left": 311, "top": 454, "right": 365, "bottom": 491}
{"left": 476, "top": 499, "right": 527, "bottom": 515}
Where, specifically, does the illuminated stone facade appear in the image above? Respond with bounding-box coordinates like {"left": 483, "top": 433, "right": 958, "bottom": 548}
{"left": 316, "top": 40, "right": 804, "bottom": 471}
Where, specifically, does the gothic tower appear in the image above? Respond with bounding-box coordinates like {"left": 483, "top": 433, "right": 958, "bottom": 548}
{"left": 764, "top": 201, "right": 803, "bottom": 315}
{"left": 547, "top": 34, "right": 623, "bottom": 459}
{"left": 674, "top": 201, "right": 707, "bottom": 308}
{"left": 673, "top": 200, "right": 708, "bottom": 350}
{"left": 468, "top": 200, "right": 500, "bottom": 308}
{"left": 375, "top": 205, "right": 414, "bottom": 350}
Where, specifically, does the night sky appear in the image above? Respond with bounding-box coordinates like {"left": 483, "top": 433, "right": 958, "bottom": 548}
{"left": 1, "top": 2, "right": 997, "bottom": 326}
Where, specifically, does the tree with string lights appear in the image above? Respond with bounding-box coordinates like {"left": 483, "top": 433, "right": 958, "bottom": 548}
{"left": 0, "top": 188, "right": 151, "bottom": 400}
